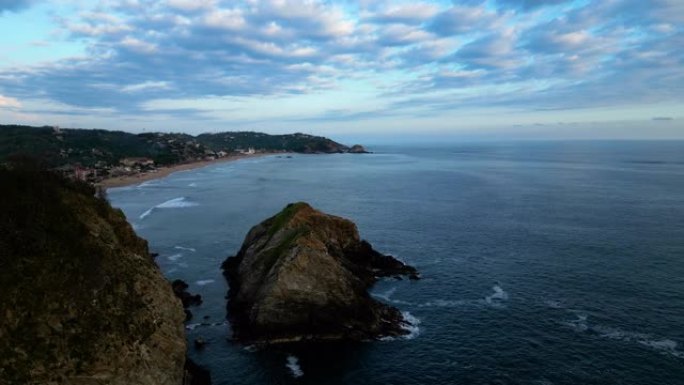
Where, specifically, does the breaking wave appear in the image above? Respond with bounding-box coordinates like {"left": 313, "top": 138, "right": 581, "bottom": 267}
{"left": 286, "top": 355, "right": 304, "bottom": 378}
{"left": 139, "top": 197, "right": 198, "bottom": 220}
{"left": 400, "top": 311, "right": 421, "bottom": 339}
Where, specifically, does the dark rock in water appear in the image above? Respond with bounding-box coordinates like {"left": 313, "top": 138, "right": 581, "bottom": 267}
{"left": 0, "top": 165, "right": 186, "bottom": 384}
{"left": 194, "top": 337, "right": 207, "bottom": 350}
{"left": 221, "top": 202, "right": 419, "bottom": 344}
{"left": 172, "top": 279, "right": 203, "bottom": 308}
{"left": 184, "top": 357, "right": 212, "bottom": 385}
{"left": 347, "top": 144, "right": 370, "bottom": 154}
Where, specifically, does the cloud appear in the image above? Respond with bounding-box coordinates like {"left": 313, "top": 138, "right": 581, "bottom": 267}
{"left": 430, "top": 5, "right": 503, "bottom": 35}
{"left": 0, "top": 0, "right": 35, "bottom": 14}
{"left": 495, "top": 0, "right": 573, "bottom": 11}
{"left": 0, "top": 0, "right": 682, "bottom": 128}
{"left": 0, "top": 94, "right": 21, "bottom": 108}
{"left": 366, "top": 3, "right": 440, "bottom": 24}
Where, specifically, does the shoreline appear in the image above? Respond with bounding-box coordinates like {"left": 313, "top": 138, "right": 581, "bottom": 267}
{"left": 96, "top": 152, "right": 279, "bottom": 189}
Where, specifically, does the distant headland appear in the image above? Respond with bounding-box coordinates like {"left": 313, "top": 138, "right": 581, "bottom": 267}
{"left": 0, "top": 124, "right": 368, "bottom": 187}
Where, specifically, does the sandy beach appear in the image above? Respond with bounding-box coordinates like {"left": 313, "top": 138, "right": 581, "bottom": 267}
{"left": 96, "top": 152, "right": 278, "bottom": 189}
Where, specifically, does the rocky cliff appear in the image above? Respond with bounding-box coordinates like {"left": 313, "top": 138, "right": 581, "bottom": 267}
{"left": 222, "top": 202, "right": 418, "bottom": 344}
{"left": 0, "top": 164, "right": 187, "bottom": 384}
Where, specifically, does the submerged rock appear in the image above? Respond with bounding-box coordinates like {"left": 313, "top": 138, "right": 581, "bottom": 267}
{"left": 222, "top": 202, "right": 419, "bottom": 344}
{"left": 0, "top": 165, "right": 186, "bottom": 384}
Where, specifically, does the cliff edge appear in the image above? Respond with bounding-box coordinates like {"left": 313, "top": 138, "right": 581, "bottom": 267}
{"left": 221, "top": 202, "right": 418, "bottom": 344}
{"left": 0, "top": 164, "right": 186, "bottom": 384}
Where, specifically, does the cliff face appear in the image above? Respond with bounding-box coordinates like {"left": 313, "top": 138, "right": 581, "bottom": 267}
{"left": 0, "top": 165, "right": 186, "bottom": 384}
{"left": 222, "top": 202, "right": 418, "bottom": 344}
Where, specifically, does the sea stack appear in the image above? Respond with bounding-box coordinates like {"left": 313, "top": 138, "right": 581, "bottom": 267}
{"left": 221, "top": 202, "right": 419, "bottom": 344}
{"left": 347, "top": 144, "right": 370, "bottom": 153}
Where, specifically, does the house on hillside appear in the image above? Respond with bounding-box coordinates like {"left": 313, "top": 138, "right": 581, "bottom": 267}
{"left": 120, "top": 157, "right": 155, "bottom": 168}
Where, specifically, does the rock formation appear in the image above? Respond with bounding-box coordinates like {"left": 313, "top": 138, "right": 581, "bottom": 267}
{"left": 347, "top": 144, "right": 370, "bottom": 154}
{"left": 0, "top": 164, "right": 187, "bottom": 384}
{"left": 172, "top": 279, "right": 203, "bottom": 321}
{"left": 222, "top": 202, "right": 419, "bottom": 344}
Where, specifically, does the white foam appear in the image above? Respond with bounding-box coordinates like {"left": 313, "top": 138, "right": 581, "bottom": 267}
{"left": 139, "top": 208, "right": 153, "bottom": 220}
{"left": 156, "top": 197, "right": 198, "bottom": 208}
{"left": 174, "top": 246, "right": 196, "bottom": 252}
{"left": 167, "top": 253, "right": 183, "bottom": 262}
{"left": 185, "top": 323, "right": 201, "bottom": 330}
{"left": 485, "top": 284, "right": 509, "bottom": 307}
{"left": 188, "top": 183, "right": 197, "bottom": 187}
{"left": 196, "top": 279, "right": 215, "bottom": 286}
{"left": 639, "top": 339, "right": 684, "bottom": 358}
{"left": 562, "top": 314, "right": 684, "bottom": 359}
{"left": 286, "top": 355, "right": 304, "bottom": 378}
{"left": 139, "top": 197, "right": 198, "bottom": 220}
{"left": 562, "top": 314, "right": 588, "bottom": 332}
{"left": 243, "top": 345, "right": 259, "bottom": 353}
{"left": 371, "top": 287, "right": 413, "bottom": 306}
{"left": 544, "top": 300, "right": 562, "bottom": 309}
{"left": 400, "top": 311, "right": 421, "bottom": 339}
{"left": 137, "top": 180, "right": 158, "bottom": 188}
{"left": 418, "top": 299, "right": 468, "bottom": 308}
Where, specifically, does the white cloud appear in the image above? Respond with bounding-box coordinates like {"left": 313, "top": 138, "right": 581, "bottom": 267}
{"left": 368, "top": 2, "right": 440, "bottom": 23}
{"left": 122, "top": 81, "right": 171, "bottom": 93}
{"left": 0, "top": 94, "right": 21, "bottom": 108}
{"left": 120, "top": 36, "right": 157, "bottom": 53}
{"left": 167, "top": 0, "right": 215, "bottom": 12}
{"left": 0, "top": 0, "right": 682, "bottom": 130}
{"left": 203, "top": 8, "right": 246, "bottom": 30}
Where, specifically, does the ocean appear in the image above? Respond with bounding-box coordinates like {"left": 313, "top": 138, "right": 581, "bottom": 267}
{"left": 108, "top": 141, "right": 684, "bottom": 385}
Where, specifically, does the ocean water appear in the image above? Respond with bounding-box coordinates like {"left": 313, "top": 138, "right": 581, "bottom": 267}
{"left": 108, "top": 141, "right": 684, "bottom": 385}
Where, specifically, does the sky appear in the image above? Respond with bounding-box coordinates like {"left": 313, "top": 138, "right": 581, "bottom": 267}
{"left": 0, "top": 0, "right": 682, "bottom": 139}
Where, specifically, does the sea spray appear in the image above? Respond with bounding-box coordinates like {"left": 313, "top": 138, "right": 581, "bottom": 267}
{"left": 286, "top": 355, "right": 304, "bottom": 378}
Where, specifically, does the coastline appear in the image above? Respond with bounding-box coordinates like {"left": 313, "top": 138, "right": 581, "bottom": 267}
{"left": 96, "top": 152, "right": 278, "bottom": 189}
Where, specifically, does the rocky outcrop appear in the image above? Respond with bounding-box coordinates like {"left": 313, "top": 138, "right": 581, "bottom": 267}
{"left": 0, "top": 165, "right": 187, "bottom": 384}
{"left": 347, "top": 144, "right": 370, "bottom": 154}
{"left": 172, "top": 279, "right": 203, "bottom": 321}
{"left": 221, "top": 202, "right": 418, "bottom": 344}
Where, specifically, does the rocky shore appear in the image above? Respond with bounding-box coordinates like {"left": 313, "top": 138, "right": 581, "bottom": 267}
{"left": 222, "top": 202, "right": 419, "bottom": 344}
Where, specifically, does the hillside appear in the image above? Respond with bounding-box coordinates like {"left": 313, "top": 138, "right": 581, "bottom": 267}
{"left": 0, "top": 124, "right": 351, "bottom": 168}
{"left": 0, "top": 161, "right": 188, "bottom": 383}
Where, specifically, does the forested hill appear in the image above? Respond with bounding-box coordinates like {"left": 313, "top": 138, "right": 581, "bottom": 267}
{"left": 0, "top": 124, "right": 352, "bottom": 167}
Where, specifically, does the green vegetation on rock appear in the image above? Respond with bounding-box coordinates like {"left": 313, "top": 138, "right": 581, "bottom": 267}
{"left": 0, "top": 124, "right": 351, "bottom": 168}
